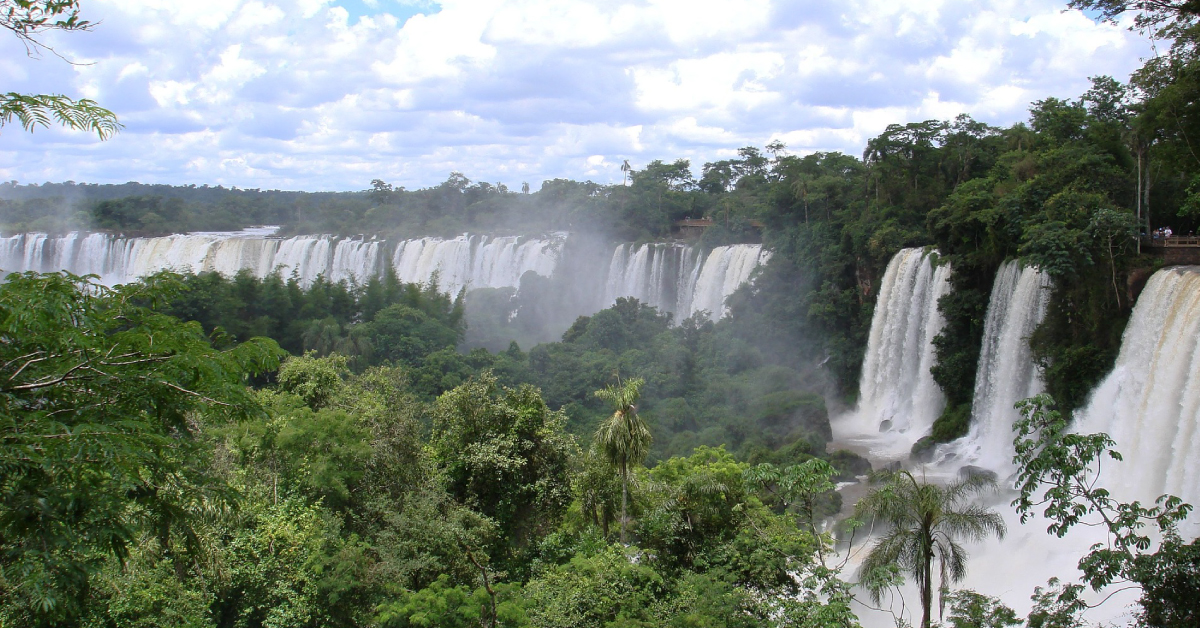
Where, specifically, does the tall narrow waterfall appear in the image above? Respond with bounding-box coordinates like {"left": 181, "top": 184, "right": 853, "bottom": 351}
{"left": 602, "top": 242, "right": 767, "bottom": 321}
{"left": 939, "top": 261, "right": 1052, "bottom": 473}
{"left": 834, "top": 248, "right": 951, "bottom": 458}
{"left": 1074, "top": 266, "right": 1200, "bottom": 513}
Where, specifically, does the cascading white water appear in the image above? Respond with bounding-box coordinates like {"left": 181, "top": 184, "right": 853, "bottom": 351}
{"left": 686, "top": 245, "right": 769, "bottom": 320}
{"left": 1074, "top": 266, "right": 1200, "bottom": 518}
{"left": 851, "top": 265, "right": 1200, "bottom": 628}
{"left": 834, "top": 248, "right": 951, "bottom": 459}
{"left": 603, "top": 243, "right": 695, "bottom": 314}
{"left": 914, "top": 266, "right": 1200, "bottom": 627}
{"left": 390, "top": 234, "right": 560, "bottom": 296}
{"left": 2, "top": 230, "right": 764, "bottom": 323}
{"left": 602, "top": 242, "right": 766, "bottom": 321}
{"left": 0, "top": 230, "right": 563, "bottom": 291}
{"left": 938, "top": 260, "right": 1052, "bottom": 474}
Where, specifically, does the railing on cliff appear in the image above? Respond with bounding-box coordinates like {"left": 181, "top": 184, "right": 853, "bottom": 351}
{"left": 1144, "top": 235, "right": 1200, "bottom": 248}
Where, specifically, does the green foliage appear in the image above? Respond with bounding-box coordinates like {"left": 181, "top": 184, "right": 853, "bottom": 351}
{"left": 1127, "top": 531, "right": 1200, "bottom": 627}
{"left": 938, "top": 590, "right": 1020, "bottom": 628}
{"left": 856, "top": 471, "right": 1006, "bottom": 628}
{"left": 523, "top": 546, "right": 668, "bottom": 628}
{"left": 1024, "top": 578, "right": 1086, "bottom": 628}
{"left": 1012, "top": 395, "right": 1193, "bottom": 591}
{"left": 432, "top": 372, "right": 578, "bottom": 573}
{"left": 74, "top": 537, "right": 213, "bottom": 628}
{"left": 375, "top": 574, "right": 529, "bottom": 628}
{"left": 594, "top": 376, "right": 650, "bottom": 543}
{"left": 743, "top": 458, "right": 839, "bottom": 563}
{"left": 0, "top": 92, "right": 120, "bottom": 139}
{"left": 0, "top": 272, "right": 283, "bottom": 625}
{"left": 277, "top": 352, "right": 348, "bottom": 409}
{"left": 774, "top": 567, "right": 862, "bottom": 628}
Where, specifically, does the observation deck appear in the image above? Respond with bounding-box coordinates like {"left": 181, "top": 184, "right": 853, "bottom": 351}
{"left": 1144, "top": 235, "right": 1200, "bottom": 265}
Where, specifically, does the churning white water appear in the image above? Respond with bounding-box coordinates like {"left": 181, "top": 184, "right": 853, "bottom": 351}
{"left": 1074, "top": 266, "right": 1200, "bottom": 523}
{"left": 937, "top": 261, "right": 1052, "bottom": 475}
{"left": 602, "top": 242, "right": 767, "bottom": 321}
{"left": 834, "top": 248, "right": 951, "bottom": 458}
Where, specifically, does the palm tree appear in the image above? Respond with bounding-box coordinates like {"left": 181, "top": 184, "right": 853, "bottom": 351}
{"left": 621, "top": 159, "right": 632, "bottom": 186}
{"left": 856, "top": 471, "right": 1006, "bottom": 628}
{"left": 593, "top": 376, "right": 650, "bottom": 544}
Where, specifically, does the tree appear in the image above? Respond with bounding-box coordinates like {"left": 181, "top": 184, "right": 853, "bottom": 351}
{"left": 1068, "top": 0, "right": 1200, "bottom": 35}
{"left": 1, "top": 1, "right": 121, "bottom": 139}
{"left": 0, "top": 272, "right": 284, "bottom": 625}
{"left": 431, "top": 372, "right": 577, "bottom": 571}
{"left": 855, "top": 471, "right": 1006, "bottom": 628}
{"left": 744, "top": 459, "right": 838, "bottom": 565}
{"left": 593, "top": 376, "right": 650, "bottom": 544}
{"left": 1012, "top": 394, "right": 1197, "bottom": 626}
{"left": 940, "top": 590, "right": 1021, "bottom": 628}
{"left": 368, "top": 178, "right": 394, "bottom": 204}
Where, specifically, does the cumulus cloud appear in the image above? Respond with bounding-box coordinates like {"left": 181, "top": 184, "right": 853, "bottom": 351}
{"left": 0, "top": 0, "right": 1152, "bottom": 190}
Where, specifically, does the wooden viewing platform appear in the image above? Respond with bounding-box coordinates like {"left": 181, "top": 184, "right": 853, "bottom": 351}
{"left": 1143, "top": 235, "right": 1200, "bottom": 265}
{"left": 1147, "top": 235, "right": 1200, "bottom": 247}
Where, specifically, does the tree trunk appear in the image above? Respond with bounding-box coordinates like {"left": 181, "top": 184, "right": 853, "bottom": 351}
{"left": 921, "top": 555, "right": 933, "bottom": 628}
{"left": 1137, "top": 149, "right": 1143, "bottom": 254}
{"left": 620, "top": 460, "right": 629, "bottom": 544}
{"left": 1145, "top": 166, "right": 1152, "bottom": 235}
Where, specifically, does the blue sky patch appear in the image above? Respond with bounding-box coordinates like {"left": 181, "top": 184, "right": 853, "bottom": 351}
{"left": 331, "top": 0, "right": 441, "bottom": 24}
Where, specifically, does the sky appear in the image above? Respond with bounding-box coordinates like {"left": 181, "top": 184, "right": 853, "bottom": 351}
{"left": 0, "top": 0, "right": 1155, "bottom": 192}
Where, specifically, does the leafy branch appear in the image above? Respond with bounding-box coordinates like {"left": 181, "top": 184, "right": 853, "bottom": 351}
{"left": 1, "top": 0, "right": 91, "bottom": 59}
{"left": 1012, "top": 394, "right": 1193, "bottom": 590}
{"left": 0, "top": 92, "right": 121, "bottom": 139}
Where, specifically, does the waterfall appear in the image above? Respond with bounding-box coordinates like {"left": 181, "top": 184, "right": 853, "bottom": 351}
{"left": 0, "top": 230, "right": 765, "bottom": 323}
{"left": 390, "top": 234, "right": 560, "bottom": 296}
{"left": 931, "top": 267, "right": 1200, "bottom": 627}
{"left": 601, "top": 242, "right": 766, "bottom": 321}
{"left": 834, "top": 248, "right": 951, "bottom": 459}
{"left": 602, "top": 243, "right": 696, "bottom": 314}
{"left": 0, "top": 230, "right": 563, "bottom": 291}
{"left": 938, "top": 260, "right": 1052, "bottom": 474}
{"left": 1073, "top": 266, "right": 1200, "bottom": 514}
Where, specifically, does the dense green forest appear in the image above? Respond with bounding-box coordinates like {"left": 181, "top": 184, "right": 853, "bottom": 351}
{"left": 5, "top": 0, "right": 1200, "bottom": 627}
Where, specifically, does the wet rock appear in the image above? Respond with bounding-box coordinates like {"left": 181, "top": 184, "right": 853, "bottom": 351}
{"left": 958, "top": 465, "right": 998, "bottom": 483}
